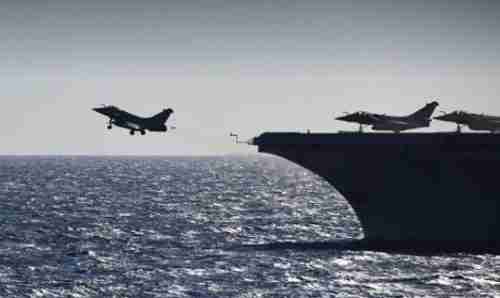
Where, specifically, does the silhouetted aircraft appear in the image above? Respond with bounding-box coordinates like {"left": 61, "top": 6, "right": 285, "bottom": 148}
{"left": 336, "top": 101, "right": 439, "bottom": 133}
{"left": 434, "top": 111, "right": 500, "bottom": 133}
{"left": 93, "top": 105, "right": 174, "bottom": 135}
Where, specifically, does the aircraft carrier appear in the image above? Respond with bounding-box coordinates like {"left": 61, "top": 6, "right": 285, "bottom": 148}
{"left": 252, "top": 132, "right": 500, "bottom": 253}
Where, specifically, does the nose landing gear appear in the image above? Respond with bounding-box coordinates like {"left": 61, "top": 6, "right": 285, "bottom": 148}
{"left": 358, "top": 124, "right": 364, "bottom": 133}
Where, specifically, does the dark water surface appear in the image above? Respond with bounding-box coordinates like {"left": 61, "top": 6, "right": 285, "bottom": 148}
{"left": 0, "top": 156, "right": 498, "bottom": 297}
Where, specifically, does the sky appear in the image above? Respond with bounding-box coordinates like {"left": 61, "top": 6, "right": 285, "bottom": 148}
{"left": 1, "top": 0, "right": 499, "bottom": 155}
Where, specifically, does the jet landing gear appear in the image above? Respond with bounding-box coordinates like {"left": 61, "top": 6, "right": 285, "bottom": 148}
{"left": 129, "top": 130, "right": 146, "bottom": 136}
{"left": 358, "top": 124, "right": 364, "bottom": 133}
{"left": 107, "top": 119, "right": 113, "bottom": 130}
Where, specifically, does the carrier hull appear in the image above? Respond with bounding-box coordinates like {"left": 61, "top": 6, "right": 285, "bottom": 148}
{"left": 253, "top": 132, "right": 500, "bottom": 252}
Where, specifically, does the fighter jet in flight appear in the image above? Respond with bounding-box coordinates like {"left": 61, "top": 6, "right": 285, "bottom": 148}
{"left": 336, "top": 101, "right": 439, "bottom": 133}
{"left": 93, "top": 105, "right": 174, "bottom": 135}
{"left": 434, "top": 111, "right": 500, "bottom": 133}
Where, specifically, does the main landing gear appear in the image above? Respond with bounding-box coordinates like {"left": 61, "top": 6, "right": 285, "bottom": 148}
{"left": 129, "top": 130, "right": 146, "bottom": 136}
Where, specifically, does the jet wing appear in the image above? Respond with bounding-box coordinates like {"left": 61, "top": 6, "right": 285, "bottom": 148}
{"left": 485, "top": 119, "right": 500, "bottom": 123}
{"left": 382, "top": 119, "right": 412, "bottom": 125}
{"left": 113, "top": 119, "right": 142, "bottom": 130}
{"left": 366, "top": 114, "right": 382, "bottom": 121}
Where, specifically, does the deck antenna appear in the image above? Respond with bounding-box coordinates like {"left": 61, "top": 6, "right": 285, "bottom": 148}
{"left": 230, "top": 133, "right": 248, "bottom": 144}
{"left": 230, "top": 133, "right": 240, "bottom": 144}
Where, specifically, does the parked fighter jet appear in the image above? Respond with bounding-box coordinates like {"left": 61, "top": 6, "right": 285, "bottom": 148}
{"left": 93, "top": 105, "right": 174, "bottom": 135}
{"left": 434, "top": 111, "right": 500, "bottom": 133}
{"left": 336, "top": 101, "right": 439, "bottom": 133}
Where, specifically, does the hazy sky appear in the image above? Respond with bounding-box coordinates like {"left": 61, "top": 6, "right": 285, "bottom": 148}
{"left": 1, "top": 0, "right": 499, "bottom": 155}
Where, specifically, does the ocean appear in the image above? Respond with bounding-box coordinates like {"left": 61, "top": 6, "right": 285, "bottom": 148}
{"left": 0, "top": 156, "right": 498, "bottom": 297}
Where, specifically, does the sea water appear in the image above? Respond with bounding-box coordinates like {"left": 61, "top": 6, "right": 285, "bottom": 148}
{"left": 0, "top": 156, "right": 498, "bottom": 297}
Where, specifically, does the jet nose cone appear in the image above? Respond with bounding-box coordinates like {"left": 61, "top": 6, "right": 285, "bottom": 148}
{"left": 93, "top": 107, "right": 106, "bottom": 113}
{"left": 434, "top": 113, "right": 456, "bottom": 122}
{"left": 336, "top": 113, "right": 359, "bottom": 122}
{"left": 434, "top": 112, "right": 451, "bottom": 119}
{"left": 93, "top": 106, "right": 115, "bottom": 115}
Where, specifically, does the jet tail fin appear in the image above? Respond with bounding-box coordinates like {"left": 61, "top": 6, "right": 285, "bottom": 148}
{"left": 408, "top": 101, "right": 439, "bottom": 120}
{"left": 151, "top": 108, "right": 174, "bottom": 124}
